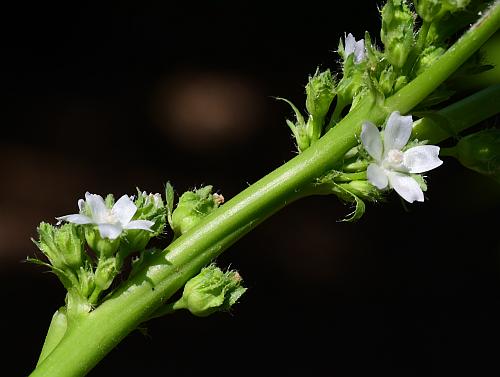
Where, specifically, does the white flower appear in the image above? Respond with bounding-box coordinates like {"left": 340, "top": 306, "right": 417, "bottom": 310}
{"left": 57, "top": 192, "right": 154, "bottom": 240}
{"left": 344, "top": 33, "right": 366, "bottom": 64}
{"left": 361, "top": 111, "right": 443, "bottom": 203}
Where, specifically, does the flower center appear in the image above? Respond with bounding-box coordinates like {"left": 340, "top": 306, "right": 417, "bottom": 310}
{"left": 386, "top": 149, "right": 404, "bottom": 165}
{"left": 102, "top": 209, "right": 119, "bottom": 224}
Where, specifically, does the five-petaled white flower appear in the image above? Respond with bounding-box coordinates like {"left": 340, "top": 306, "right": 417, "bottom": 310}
{"left": 344, "top": 33, "right": 366, "bottom": 64}
{"left": 361, "top": 111, "right": 443, "bottom": 203}
{"left": 57, "top": 192, "right": 154, "bottom": 240}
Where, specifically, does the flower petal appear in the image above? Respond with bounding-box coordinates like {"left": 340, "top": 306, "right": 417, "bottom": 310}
{"left": 56, "top": 214, "right": 93, "bottom": 225}
{"left": 367, "top": 163, "right": 389, "bottom": 189}
{"left": 353, "top": 38, "right": 365, "bottom": 64}
{"left": 78, "top": 199, "right": 85, "bottom": 212}
{"left": 387, "top": 172, "right": 424, "bottom": 203}
{"left": 384, "top": 111, "right": 413, "bottom": 152}
{"left": 97, "top": 224, "right": 123, "bottom": 240}
{"left": 112, "top": 195, "right": 137, "bottom": 226}
{"left": 404, "top": 145, "right": 443, "bottom": 173}
{"left": 361, "top": 121, "right": 383, "bottom": 161}
{"left": 85, "top": 192, "right": 108, "bottom": 223}
{"left": 344, "top": 33, "right": 356, "bottom": 57}
{"left": 125, "top": 220, "right": 154, "bottom": 231}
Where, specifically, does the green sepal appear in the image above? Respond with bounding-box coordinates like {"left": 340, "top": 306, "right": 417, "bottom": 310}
{"left": 165, "top": 181, "right": 175, "bottom": 230}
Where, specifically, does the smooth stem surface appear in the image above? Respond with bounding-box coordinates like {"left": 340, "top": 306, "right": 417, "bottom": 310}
{"left": 412, "top": 84, "right": 500, "bottom": 143}
{"left": 30, "top": 5, "right": 500, "bottom": 376}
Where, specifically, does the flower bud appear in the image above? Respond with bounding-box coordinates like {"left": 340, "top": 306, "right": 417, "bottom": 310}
{"left": 171, "top": 186, "right": 222, "bottom": 236}
{"left": 443, "top": 0, "right": 471, "bottom": 13}
{"left": 305, "top": 69, "right": 336, "bottom": 126}
{"left": 414, "top": 0, "right": 442, "bottom": 22}
{"left": 340, "top": 180, "right": 382, "bottom": 201}
{"left": 121, "top": 191, "right": 166, "bottom": 252}
{"left": 380, "top": 0, "right": 415, "bottom": 68}
{"left": 452, "top": 129, "right": 500, "bottom": 182}
{"left": 415, "top": 46, "right": 445, "bottom": 75}
{"left": 37, "top": 223, "right": 85, "bottom": 270}
{"left": 94, "top": 257, "right": 118, "bottom": 292}
{"left": 175, "top": 264, "right": 247, "bottom": 317}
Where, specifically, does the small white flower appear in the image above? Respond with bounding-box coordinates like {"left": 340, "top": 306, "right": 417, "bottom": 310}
{"left": 361, "top": 111, "right": 443, "bottom": 203}
{"left": 344, "top": 33, "right": 366, "bottom": 64}
{"left": 57, "top": 192, "right": 154, "bottom": 240}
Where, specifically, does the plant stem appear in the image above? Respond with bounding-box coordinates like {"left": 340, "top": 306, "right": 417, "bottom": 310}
{"left": 36, "top": 308, "right": 67, "bottom": 366}
{"left": 30, "top": 4, "right": 500, "bottom": 376}
{"left": 412, "top": 84, "right": 500, "bottom": 144}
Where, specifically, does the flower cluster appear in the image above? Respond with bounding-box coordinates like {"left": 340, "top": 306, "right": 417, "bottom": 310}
{"left": 281, "top": 0, "right": 490, "bottom": 154}
{"left": 32, "top": 184, "right": 243, "bottom": 320}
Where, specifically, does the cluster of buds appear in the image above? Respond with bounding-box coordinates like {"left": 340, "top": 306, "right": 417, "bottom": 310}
{"left": 33, "top": 191, "right": 167, "bottom": 317}
{"left": 33, "top": 184, "right": 245, "bottom": 319}
{"left": 280, "top": 0, "right": 491, "bottom": 154}
{"left": 280, "top": 69, "right": 336, "bottom": 152}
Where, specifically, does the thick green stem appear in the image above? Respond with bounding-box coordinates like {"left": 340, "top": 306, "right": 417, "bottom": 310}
{"left": 30, "top": 4, "right": 500, "bottom": 376}
{"left": 412, "top": 84, "right": 500, "bottom": 144}
{"left": 36, "top": 308, "right": 67, "bottom": 366}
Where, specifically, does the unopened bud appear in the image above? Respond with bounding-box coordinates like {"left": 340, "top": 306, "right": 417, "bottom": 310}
{"left": 451, "top": 129, "right": 500, "bottom": 182}
{"left": 175, "top": 264, "right": 247, "bottom": 317}
{"left": 37, "top": 223, "right": 85, "bottom": 270}
{"left": 305, "top": 69, "right": 336, "bottom": 124}
{"left": 94, "top": 257, "right": 117, "bottom": 291}
{"left": 381, "top": 0, "right": 415, "bottom": 68}
{"left": 171, "top": 186, "right": 222, "bottom": 236}
{"left": 414, "top": 0, "right": 443, "bottom": 22}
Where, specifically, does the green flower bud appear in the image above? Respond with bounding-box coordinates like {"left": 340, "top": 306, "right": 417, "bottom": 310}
{"left": 94, "top": 257, "right": 118, "bottom": 292}
{"left": 336, "top": 64, "right": 365, "bottom": 110}
{"left": 449, "top": 129, "right": 500, "bottom": 182}
{"left": 37, "top": 223, "right": 85, "bottom": 270}
{"left": 341, "top": 180, "right": 382, "bottom": 202}
{"left": 175, "top": 264, "right": 247, "bottom": 317}
{"left": 415, "top": 46, "right": 445, "bottom": 75}
{"left": 443, "top": 0, "right": 471, "bottom": 13}
{"left": 287, "top": 119, "right": 311, "bottom": 152}
{"left": 380, "top": 0, "right": 415, "bottom": 68}
{"left": 120, "top": 191, "right": 167, "bottom": 253}
{"left": 171, "top": 186, "right": 222, "bottom": 236}
{"left": 305, "top": 69, "right": 336, "bottom": 127}
{"left": 84, "top": 227, "right": 120, "bottom": 258}
{"left": 414, "top": 0, "right": 442, "bottom": 22}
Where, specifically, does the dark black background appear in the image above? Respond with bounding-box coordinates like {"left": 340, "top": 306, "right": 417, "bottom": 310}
{"left": 2, "top": 1, "right": 500, "bottom": 376}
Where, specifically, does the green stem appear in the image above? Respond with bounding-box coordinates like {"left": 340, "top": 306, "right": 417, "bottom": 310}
{"left": 30, "top": 4, "right": 500, "bottom": 376}
{"left": 412, "top": 84, "right": 500, "bottom": 143}
{"left": 36, "top": 308, "right": 67, "bottom": 366}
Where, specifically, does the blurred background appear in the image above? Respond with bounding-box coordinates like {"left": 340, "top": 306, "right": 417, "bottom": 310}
{"left": 2, "top": 1, "right": 500, "bottom": 376}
